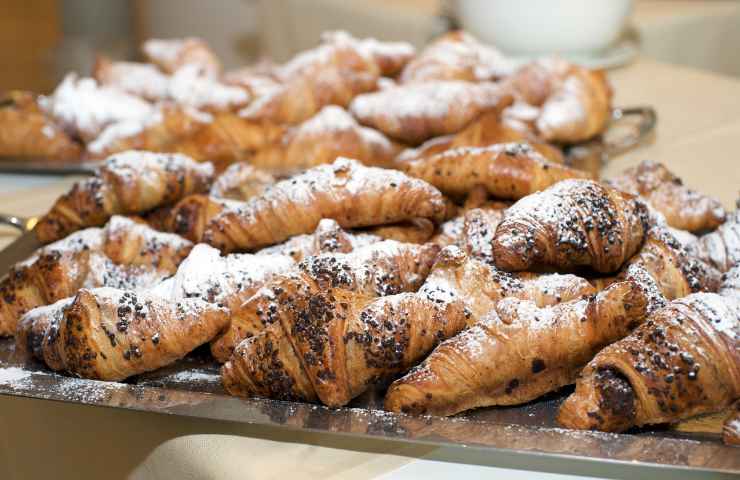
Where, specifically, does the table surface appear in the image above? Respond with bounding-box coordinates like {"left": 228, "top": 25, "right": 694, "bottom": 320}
{"left": 2, "top": 58, "right": 740, "bottom": 480}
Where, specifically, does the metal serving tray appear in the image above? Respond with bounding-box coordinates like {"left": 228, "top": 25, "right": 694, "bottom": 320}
{"left": 0, "top": 232, "right": 737, "bottom": 476}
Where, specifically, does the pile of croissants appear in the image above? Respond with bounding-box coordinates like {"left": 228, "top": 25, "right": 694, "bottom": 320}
{"left": 0, "top": 31, "right": 738, "bottom": 446}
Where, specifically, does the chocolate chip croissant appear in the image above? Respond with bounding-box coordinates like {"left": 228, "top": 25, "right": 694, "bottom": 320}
{"left": 203, "top": 158, "right": 448, "bottom": 252}
{"left": 1, "top": 216, "right": 192, "bottom": 336}
{"left": 401, "top": 143, "right": 591, "bottom": 200}
{"left": 50, "top": 287, "right": 229, "bottom": 380}
{"left": 384, "top": 280, "right": 648, "bottom": 416}
{"left": 493, "top": 179, "right": 650, "bottom": 273}
{"left": 34, "top": 151, "right": 214, "bottom": 243}
{"left": 221, "top": 285, "right": 469, "bottom": 406}
{"left": 211, "top": 240, "right": 439, "bottom": 362}
{"left": 557, "top": 292, "right": 740, "bottom": 432}
{"left": 607, "top": 161, "right": 726, "bottom": 232}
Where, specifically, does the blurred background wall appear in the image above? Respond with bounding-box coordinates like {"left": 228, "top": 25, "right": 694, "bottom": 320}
{"left": 1, "top": 0, "right": 739, "bottom": 93}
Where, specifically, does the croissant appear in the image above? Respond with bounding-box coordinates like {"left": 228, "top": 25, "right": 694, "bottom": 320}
{"left": 210, "top": 162, "right": 275, "bottom": 201}
{"left": 254, "top": 218, "right": 381, "bottom": 262}
{"left": 203, "top": 158, "right": 447, "bottom": 252}
{"left": 211, "top": 240, "right": 439, "bottom": 362}
{"left": 401, "top": 143, "right": 591, "bottom": 200}
{"left": 507, "top": 58, "right": 612, "bottom": 143}
{"left": 240, "top": 32, "right": 413, "bottom": 124}
{"left": 222, "top": 287, "right": 468, "bottom": 406}
{"left": 34, "top": 151, "right": 214, "bottom": 243}
{"left": 493, "top": 179, "right": 650, "bottom": 273}
{"left": 691, "top": 207, "right": 740, "bottom": 273}
{"left": 385, "top": 280, "right": 648, "bottom": 416}
{"left": 15, "top": 297, "right": 72, "bottom": 367}
{"left": 92, "top": 56, "right": 170, "bottom": 101}
{"left": 170, "top": 112, "right": 286, "bottom": 169}
{"left": 86, "top": 104, "right": 209, "bottom": 158}
{"left": 607, "top": 161, "right": 726, "bottom": 232}
{"left": 142, "top": 37, "right": 221, "bottom": 76}
{"left": 0, "top": 216, "right": 192, "bottom": 336}
{"left": 399, "top": 31, "right": 514, "bottom": 83}
{"left": 147, "top": 194, "right": 242, "bottom": 242}
{"left": 397, "top": 111, "right": 565, "bottom": 166}
{"left": 247, "top": 106, "right": 403, "bottom": 175}
{"left": 0, "top": 91, "right": 81, "bottom": 159}
{"left": 53, "top": 287, "right": 228, "bottom": 380}
{"left": 349, "top": 81, "right": 512, "bottom": 144}
{"left": 418, "top": 246, "right": 596, "bottom": 326}
{"left": 38, "top": 73, "right": 156, "bottom": 143}
{"left": 557, "top": 292, "right": 740, "bottom": 432}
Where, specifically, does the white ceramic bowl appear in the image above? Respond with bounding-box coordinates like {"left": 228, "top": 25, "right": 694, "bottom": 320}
{"left": 455, "top": 0, "right": 633, "bottom": 55}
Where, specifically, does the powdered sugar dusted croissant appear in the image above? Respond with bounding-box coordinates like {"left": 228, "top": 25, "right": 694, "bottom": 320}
{"left": 493, "top": 179, "right": 650, "bottom": 273}
{"left": 203, "top": 158, "right": 448, "bottom": 252}
{"left": 247, "top": 106, "right": 403, "bottom": 175}
{"left": 34, "top": 151, "right": 214, "bottom": 243}
{"left": 399, "top": 31, "right": 514, "bottom": 83}
{"left": 385, "top": 280, "right": 648, "bottom": 416}
{"left": 558, "top": 292, "right": 740, "bottom": 432}
{"left": 401, "top": 143, "right": 591, "bottom": 200}
{"left": 349, "top": 80, "right": 512, "bottom": 144}
{"left": 607, "top": 161, "right": 726, "bottom": 232}
{"left": 691, "top": 207, "right": 740, "bottom": 273}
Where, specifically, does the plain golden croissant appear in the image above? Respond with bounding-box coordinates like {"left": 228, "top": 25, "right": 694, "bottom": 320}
{"left": 255, "top": 218, "right": 382, "bottom": 262}
{"left": 396, "top": 111, "right": 565, "bottom": 166}
{"left": 247, "top": 106, "right": 403, "bottom": 175}
{"left": 0, "top": 91, "right": 82, "bottom": 160}
{"left": 209, "top": 162, "right": 275, "bottom": 201}
{"left": 493, "top": 179, "right": 650, "bottom": 273}
{"left": 34, "top": 151, "right": 214, "bottom": 243}
{"left": 0, "top": 216, "right": 192, "bottom": 336}
{"left": 170, "top": 112, "right": 286, "bottom": 170}
{"left": 240, "top": 32, "right": 414, "bottom": 125}
{"left": 385, "top": 280, "right": 648, "bottom": 416}
{"left": 211, "top": 240, "right": 439, "bottom": 362}
{"left": 349, "top": 80, "right": 513, "bottom": 144}
{"left": 399, "top": 30, "right": 514, "bottom": 84}
{"left": 401, "top": 143, "right": 591, "bottom": 200}
{"left": 691, "top": 207, "right": 740, "bottom": 273}
{"left": 557, "top": 292, "right": 740, "bottom": 432}
{"left": 142, "top": 37, "right": 221, "bottom": 76}
{"left": 607, "top": 161, "right": 726, "bottom": 232}
{"left": 221, "top": 286, "right": 469, "bottom": 406}
{"left": 52, "top": 287, "right": 229, "bottom": 380}
{"left": 507, "top": 58, "right": 613, "bottom": 143}
{"left": 203, "top": 158, "right": 448, "bottom": 252}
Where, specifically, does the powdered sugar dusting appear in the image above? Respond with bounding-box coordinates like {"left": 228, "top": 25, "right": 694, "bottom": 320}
{"left": 169, "top": 65, "right": 249, "bottom": 111}
{"left": 39, "top": 73, "right": 155, "bottom": 140}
